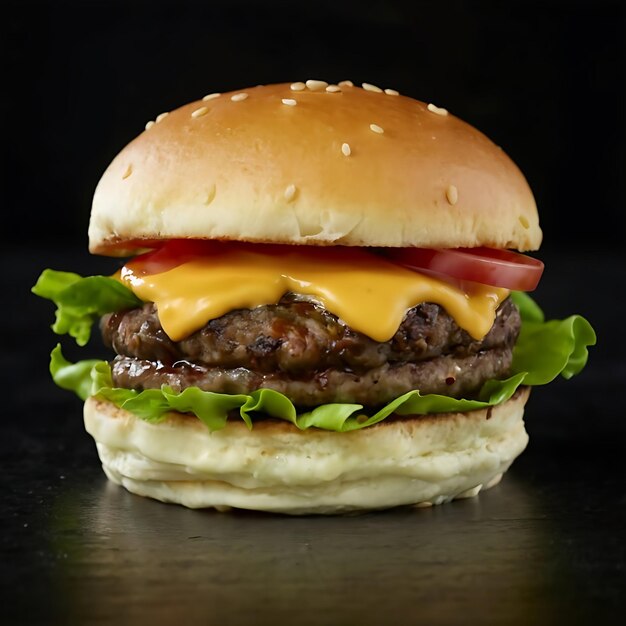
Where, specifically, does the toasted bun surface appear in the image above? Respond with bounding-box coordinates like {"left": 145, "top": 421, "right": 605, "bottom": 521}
{"left": 89, "top": 82, "right": 541, "bottom": 256}
{"left": 84, "top": 388, "right": 530, "bottom": 514}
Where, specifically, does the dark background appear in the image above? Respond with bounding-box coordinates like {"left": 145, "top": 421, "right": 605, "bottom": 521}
{"left": 3, "top": 1, "right": 625, "bottom": 624}
{"left": 4, "top": 0, "right": 626, "bottom": 252}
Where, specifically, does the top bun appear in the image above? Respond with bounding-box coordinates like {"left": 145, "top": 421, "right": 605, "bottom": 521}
{"left": 89, "top": 81, "right": 541, "bottom": 256}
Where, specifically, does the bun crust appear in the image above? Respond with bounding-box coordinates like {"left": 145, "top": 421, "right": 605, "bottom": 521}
{"left": 89, "top": 83, "right": 541, "bottom": 256}
{"left": 84, "top": 388, "right": 530, "bottom": 514}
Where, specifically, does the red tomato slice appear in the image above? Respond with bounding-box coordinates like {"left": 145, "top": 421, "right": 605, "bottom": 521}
{"left": 128, "top": 240, "right": 544, "bottom": 291}
{"left": 128, "top": 239, "right": 298, "bottom": 275}
{"left": 382, "top": 247, "right": 544, "bottom": 291}
{"left": 128, "top": 239, "right": 221, "bottom": 275}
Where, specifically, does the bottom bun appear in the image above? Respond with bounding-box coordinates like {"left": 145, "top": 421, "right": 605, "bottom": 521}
{"left": 83, "top": 388, "right": 530, "bottom": 515}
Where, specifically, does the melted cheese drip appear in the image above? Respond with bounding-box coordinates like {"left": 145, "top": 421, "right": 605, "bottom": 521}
{"left": 120, "top": 247, "right": 508, "bottom": 342}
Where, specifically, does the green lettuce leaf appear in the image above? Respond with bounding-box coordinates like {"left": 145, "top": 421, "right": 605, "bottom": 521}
{"left": 36, "top": 267, "right": 595, "bottom": 431}
{"left": 510, "top": 291, "right": 596, "bottom": 384}
{"left": 50, "top": 344, "right": 102, "bottom": 401}
{"left": 32, "top": 270, "right": 141, "bottom": 346}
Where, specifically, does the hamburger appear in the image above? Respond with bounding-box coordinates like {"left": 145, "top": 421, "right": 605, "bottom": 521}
{"left": 33, "top": 80, "right": 595, "bottom": 514}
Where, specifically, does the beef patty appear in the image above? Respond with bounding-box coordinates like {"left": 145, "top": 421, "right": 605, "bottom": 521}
{"left": 101, "top": 295, "right": 521, "bottom": 407}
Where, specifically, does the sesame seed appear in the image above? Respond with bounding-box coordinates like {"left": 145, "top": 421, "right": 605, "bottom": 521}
{"left": 231, "top": 93, "right": 249, "bottom": 102}
{"left": 290, "top": 82, "right": 306, "bottom": 91}
{"left": 341, "top": 143, "right": 351, "bottom": 156}
{"left": 191, "top": 106, "right": 208, "bottom": 118}
{"left": 384, "top": 88, "right": 400, "bottom": 96}
{"left": 284, "top": 184, "right": 297, "bottom": 202}
{"left": 362, "top": 82, "right": 383, "bottom": 93}
{"left": 206, "top": 183, "right": 216, "bottom": 206}
{"left": 306, "top": 79, "right": 328, "bottom": 91}
{"left": 338, "top": 80, "right": 354, "bottom": 87}
{"left": 427, "top": 103, "right": 448, "bottom": 116}
{"left": 369, "top": 123, "right": 384, "bottom": 134}
{"left": 202, "top": 92, "right": 221, "bottom": 101}
{"left": 145, "top": 120, "right": 155, "bottom": 130}
{"left": 281, "top": 98, "right": 297, "bottom": 106}
{"left": 155, "top": 112, "right": 169, "bottom": 123}
{"left": 446, "top": 185, "right": 458, "bottom": 205}
{"left": 326, "top": 85, "right": 341, "bottom": 93}
{"left": 122, "top": 164, "right": 133, "bottom": 179}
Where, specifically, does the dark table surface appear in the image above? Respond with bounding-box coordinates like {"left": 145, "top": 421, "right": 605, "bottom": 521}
{"left": 2, "top": 245, "right": 625, "bottom": 625}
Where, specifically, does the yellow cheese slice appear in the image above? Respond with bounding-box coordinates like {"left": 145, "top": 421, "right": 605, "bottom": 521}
{"left": 120, "top": 246, "right": 508, "bottom": 342}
